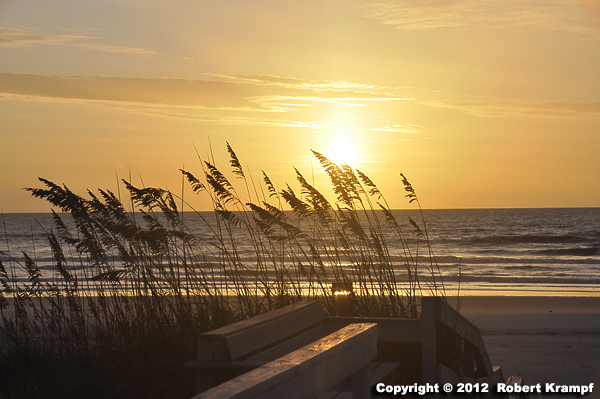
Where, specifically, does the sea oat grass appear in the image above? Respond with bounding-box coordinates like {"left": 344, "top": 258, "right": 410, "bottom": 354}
{"left": 0, "top": 144, "right": 446, "bottom": 398}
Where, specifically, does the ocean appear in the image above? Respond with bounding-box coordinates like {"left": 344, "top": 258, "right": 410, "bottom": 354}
{"left": 418, "top": 208, "right": 600, "bottom": 294}
{"left": 1, "top": 208, "right": 599, "bottom": 295}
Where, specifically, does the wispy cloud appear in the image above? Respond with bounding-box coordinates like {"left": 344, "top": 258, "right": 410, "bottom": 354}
{"left": 211, "top": 74, "right": 381, "bottom": 92}
{"left": 362, "top": 0, "right": 600, "bottom": 39}
{"left": 422, "top": 99, "right": 600, "bottom": 118}
{"left": 370, "top": 117, "right": 423, "bottom": 133}
{"left": 254, "top": 95, "right": 406, "bottom": 111}
{"left": 72, "top": 43, "right": 158, "bottom": 56}
{"left": 370, "top": 125, "right": 421, "bottom": 133}
{"left": 0, "top": 25, "right": 158, "bottom": 55}
{"left": 134, "top": 108, "right": 335, "bottom": 129}
{"left": 0, "top": 72, "right": 407, "bottom": 111}
{"left": 0, "top": 26, "right": 85, "bottom": 46}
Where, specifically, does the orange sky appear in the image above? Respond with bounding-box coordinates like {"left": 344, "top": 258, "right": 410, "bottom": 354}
{"left": 1, "top": 0, "right": 600, "bottom": 212}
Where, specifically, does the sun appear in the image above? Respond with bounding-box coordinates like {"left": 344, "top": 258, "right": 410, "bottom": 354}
{"left": 328, "top": 138, "right": 357, "bottom": 165}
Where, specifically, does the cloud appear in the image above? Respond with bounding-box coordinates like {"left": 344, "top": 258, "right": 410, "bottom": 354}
{"left": 422, "top": 99, "right": 600, "bottom": 117}
{"left": 362, "top": 0, "right": 600, "bottom": 38}
{"left": 368, "top": 116, "right": 423, "bottom": 135}
{"left": 0, "top": 73, "right": 259, "bottom": 109}
{"left": 0, "top": 72, "right": 407, "bottom": 111}
{"left": 211, "top": 74, "right": 381, "bottom": 92}
{"left": 0, "top": 25, "right": 158, "bottom": 55}
{"left": 523, "top": 102, "right": 600, "bottom": 117}
{"left": 0, "top": 26, "right": 85, "bottom": 46}
{"left": 72, "top": 43, "right": 158, "bottom": 56}
{"left": 211, "top": 74, "right": 409, "bottom": 111}
{"left": 134, "top": 108, "right": 335, "bottom": 129}
{"left": 370, "top": 124, "right": 422, "bottom": 133}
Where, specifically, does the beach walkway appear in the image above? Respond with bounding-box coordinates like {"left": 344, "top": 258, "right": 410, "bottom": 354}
{"left": 187, "top": 297, "right": 512, "bottom": 399}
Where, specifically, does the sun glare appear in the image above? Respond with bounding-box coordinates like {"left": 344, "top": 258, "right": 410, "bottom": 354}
{"left": 328, "top": 138, "right": 357, "bottom": 165}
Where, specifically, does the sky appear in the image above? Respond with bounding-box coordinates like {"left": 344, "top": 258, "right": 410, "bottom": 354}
{"left": 1, "top": 0, "right": 600, "bottom": 212}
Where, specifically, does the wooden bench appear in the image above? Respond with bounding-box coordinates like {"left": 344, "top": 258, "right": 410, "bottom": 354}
{"left": 185, "top": 300, "right": 398, "bottom": 396}
{"left": 191, "top": 323, "right": 377, "bottom": 399}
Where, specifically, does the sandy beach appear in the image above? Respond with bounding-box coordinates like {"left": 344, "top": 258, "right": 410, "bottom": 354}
{"left": 452, "top": 296, "right": 600, "bottom": 397}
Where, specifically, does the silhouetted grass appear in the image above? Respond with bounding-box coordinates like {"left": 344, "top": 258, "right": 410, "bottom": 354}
{"left": 0, "top": 144, "right": 445, "bottom": 398}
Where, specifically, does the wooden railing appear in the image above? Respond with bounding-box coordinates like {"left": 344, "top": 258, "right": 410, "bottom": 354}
{"left": 325, "top": 297, "right": 505, "bottom": 396}
{"left": 421, "top": 297, "right": 504, "bottom": 387}
{"left": 191, "top": 323, "right": 377, "bottom": 399}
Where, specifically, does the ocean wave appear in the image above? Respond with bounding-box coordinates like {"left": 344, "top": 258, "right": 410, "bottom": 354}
{"left": 447, "top": 256, "right": 600, "bottom": 265}
{"left": 466, "top": 234, "right": 589, "bottom": 245}
{"left": 445, "top": 274, "right": 600, "bottom": 285}
{"left": 502, "top": 265, "right": 550, "bottom": 271}
{"left": 534, "top": 248, "right": 599, "bottom": 256}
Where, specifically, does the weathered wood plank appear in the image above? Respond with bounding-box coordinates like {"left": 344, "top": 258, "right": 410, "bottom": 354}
{"left": 437, "top": 299, "right": 483, "bottom": 346}
{"left": 276, "top": 323, "right": 375, "bottom": 373}
{"left": 423, "top": 297, "right": 495, "bottom": 379}
{"left": 435, "top": 298, "right": 494, "bottom": 375}
{"left": 221, "top": 300, "right": 326, "bottom": 360}
{"left": 368, "top": 362, "right": 399, "bottom": 385}
{"left": 421, "top": 298, "right": 437, "bottom": 385}
{"left": 247, "top": 324, "right": 329, "bottom": 362}
{"left": 318, "top": 391, "right": 350, "bottom": 399}
{"left": 192, "top": 323, "right": 377, "bottom": 399}
{"left": 185, "top": 360, "right": 267, "bottom": 370}
{"left": 204, "top": 300, "right": 323, "bottom": 338}
{"left": 325, "top": 317, "right": 422, "bottom": 342}
{"left": 326, "top": 361, "right": 400, "bottom": 393}
{"left": 195, "top": 337, "right": 229, "bottom": 392}
{"left": 351, "top": 364, "right": 369, "bottom": 399}
{"left": 462, "top": 341, "right": 476, "bottom": 378}
{"left": 193, "top": 363, "right": 297, "bottom": 399}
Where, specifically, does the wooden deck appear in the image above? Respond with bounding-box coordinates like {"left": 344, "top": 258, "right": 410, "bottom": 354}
{"left": 186, "top": 297, "right": 526, "bottom": 398}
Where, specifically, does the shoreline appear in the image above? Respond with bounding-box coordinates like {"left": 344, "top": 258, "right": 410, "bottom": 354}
{"left": 448, "top": 289, "right": 600, "bottom": 297}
